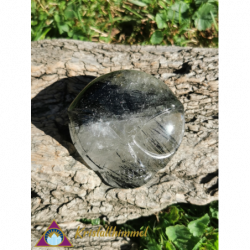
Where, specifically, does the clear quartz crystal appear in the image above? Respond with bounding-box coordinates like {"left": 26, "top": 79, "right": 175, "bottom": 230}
{"left": 68, "top": 70, "right": 185, "bottom": 188}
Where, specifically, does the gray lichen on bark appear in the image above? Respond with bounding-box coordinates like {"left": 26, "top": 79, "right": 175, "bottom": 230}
{"left": 31, "top": 39, "right": 218, "bottom": 250}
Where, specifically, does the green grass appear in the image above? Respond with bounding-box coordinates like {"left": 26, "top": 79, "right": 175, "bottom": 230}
{"left": 31, "top": 0, "right": 218, "bottom": 47}
{"left": 79, "top": 201, "right": 218, "bottom": 250}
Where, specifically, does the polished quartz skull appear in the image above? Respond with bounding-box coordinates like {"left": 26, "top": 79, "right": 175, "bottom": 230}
{"left": 68, "top": 70, "right": 185, "bottom": 188}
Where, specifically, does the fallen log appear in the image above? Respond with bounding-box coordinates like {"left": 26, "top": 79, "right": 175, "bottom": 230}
{"left": 31, "top": 39, "right": 218, "bottom": 249}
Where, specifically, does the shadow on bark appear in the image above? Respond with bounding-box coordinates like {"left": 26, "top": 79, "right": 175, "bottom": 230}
{"left": 31, "top": 75, "right": 115, "bottom": 187}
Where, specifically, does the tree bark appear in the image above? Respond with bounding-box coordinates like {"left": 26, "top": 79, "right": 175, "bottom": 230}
{"left": 31, "top": 39, "right": 218, "bottom": 249}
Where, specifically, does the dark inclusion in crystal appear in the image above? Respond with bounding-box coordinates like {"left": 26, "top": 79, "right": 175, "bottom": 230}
{"left": 68, "top": 70, "right": 185, "bottom": 188}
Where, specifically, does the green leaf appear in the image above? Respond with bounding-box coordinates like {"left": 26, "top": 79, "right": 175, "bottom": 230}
{"left": 205, "top": 226, "right": 215, "bottom": 233}
{"left": 165, "top": 241, "right": 176, "bottom": 250}
{"left": 147, "top": 242, "right": 162, "bottom": 250}
{"left": 59, "top": 1, "right": 66, "bottom": 10}
{"left": 195, "top": 0, "right": 209, "bottom": 4}
{"left": 209, "top": 201, "right": 218, "bottom": 219}
{"left": 155, "top": 13, "right": 167, "bottom": 29}
{"left": 38, "top": 12, "right": 47, "bottom": 21}
{"left": 210, "top": 10, "right": 218, "bottom": 31}
{"left": 35, "top": 28, "right": 51, "bottom": 41}
{"left": 166, "top": 225, "right": 199, "bottom": 249}
{"left": 99, "top": 36, "right": 111, "bottom": 43}
{"left": 128, "top": 0, "right": 148, "bottom": 7}
{"left": 32, "top": 20, "right": 47, "bottom": 41}
{"left": 158, "top": 1, "right": 169, "bottom": 11}
{"left": 192, "top": 237, "right": 206, "bottom": 250}
{"left": 91, "top": 218, "right": 101, "bottom": 225}
{"left": 57, "top": 22, "right": 69, "bottom": 34}
{"left": 48, "top": 6, "right": 56, "bottom": 15}
{"left": 100, "top": 219, "right": 106, "bottom": 226}
{"left": 164, "top": 206, "right": 180, "bottom": 224}
{"left": 167, "top": 1, "right": 188, "bottom": 23}
{"left": 31, "top": 0, "right": 36, "bottom": 9}
{"left": 179, "top": 19, "right": 190, "bottom": 32}
{"left": 63, "top": 20, "right": 73, "bottom": 29}
{"left": 68, "top": 27, "right": 86, "bottom": 41}
{"left": 193, "top": 3, "right": 217, "bottom": 30}
{"left": 195, "top": 0, "right": 218, "bottom": 4}
{"left": 77, "top": 9, "right": 84, "bottom": 23}
{"left": 150, "top": 30, "right": 164, "bottom": 44}
{"left": 64, "top": 5, "right": 77, "bottom": 19}
{"left": 54, "top": 14, "right": 61, "bottom": 23}
{"left": 80, "top": 218, "right": 91, "bottom": 224}
{"left": 188, "top": 214, "right": 210, "bottom": 237}
{"left": 210, "top": 232, "right": 219, "bottom": 249}
{"left": 158, "top": 219, "right": 170, "bottom": 229}
{"left": 31, "top": 0, "right": 36, "bottom": 14}
{"left": 31, "top": 20, "right": 38, "bottom": 26}
{"left": 202, "top": 236, "right": 219, "bottom": 250}
{"left": 123, "top": 5, "right": 144, "bottom": 18}
{"left": 171, "top": 1, "right": 189, "bottom": 13}
{"left": 173, "top": 35, "right": 187, "bottom": 46}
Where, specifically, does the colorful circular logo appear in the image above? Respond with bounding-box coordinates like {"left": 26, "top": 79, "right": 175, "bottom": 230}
{"left": 44, "top": 228, "right": 64, "bottom": 246}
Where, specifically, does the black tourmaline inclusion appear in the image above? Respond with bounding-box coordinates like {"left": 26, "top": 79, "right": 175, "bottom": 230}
{"left": 68, "top": 70, "right": 185, "bottom": 188}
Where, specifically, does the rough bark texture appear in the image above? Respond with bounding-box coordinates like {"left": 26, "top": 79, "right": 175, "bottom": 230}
{"left": 31, "top": 39, "right": 218, "bottom": 249}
